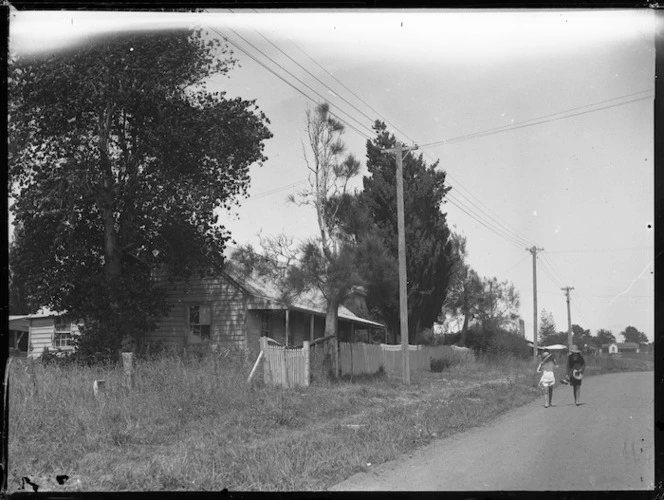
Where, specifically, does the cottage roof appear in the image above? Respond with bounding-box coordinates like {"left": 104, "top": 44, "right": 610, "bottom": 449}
{"left": 224, "top": 267, "right": 385, "bottom": 329}
{"left": 616, "top": 342, "right": 639, "bottom": 349}
{"left": 10, "top": 308, "right": 64, "bottom": 320}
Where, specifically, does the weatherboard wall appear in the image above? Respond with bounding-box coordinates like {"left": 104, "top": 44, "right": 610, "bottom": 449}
{"left": 152, "top": 276, "right": 248, "bottom": 351}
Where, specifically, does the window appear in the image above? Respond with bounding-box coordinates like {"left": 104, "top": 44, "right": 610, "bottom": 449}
{"left": 189, "top": 305, "right": 211, "bottom": 340}
{"left": 54, "top": 319, "right": 73, "bottom": 348}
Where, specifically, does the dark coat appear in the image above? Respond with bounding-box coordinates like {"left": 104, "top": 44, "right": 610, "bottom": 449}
{"left": 567, "top": 352, "right": 585, "bottom": 385}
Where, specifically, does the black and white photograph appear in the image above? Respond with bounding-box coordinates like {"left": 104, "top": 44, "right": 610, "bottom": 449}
{"left": 6, "top": 7, "right": 656, "bottom": 492}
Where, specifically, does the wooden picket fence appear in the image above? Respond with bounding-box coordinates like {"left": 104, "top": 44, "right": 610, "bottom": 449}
{"left": 252, "top": 337, "right": 474, "bottom": 388}
{"left": 259, "top": 337, "right": 310, "bottom": 388}
{"left": 341, "top": 343, "right": 474, "bottom": 377}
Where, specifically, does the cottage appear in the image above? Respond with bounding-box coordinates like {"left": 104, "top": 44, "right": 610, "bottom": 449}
{"left": 603, "top": 343, "right": 619, "bottom": 354}
{"left": 148, "top": 268, "right": 386, "bottom": 354}
{"left": 616, "top": 342, "right": 640, "bottom": 354}
{"left": 8, "top": 309, "right": 81, "bottom": 359}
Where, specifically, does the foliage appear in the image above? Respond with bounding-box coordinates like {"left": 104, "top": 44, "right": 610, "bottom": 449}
{"left": 9, "top": 29, "right": 272, "bottom": 353}
{"left": 8, "top": 228, "right": 36, "bottom": 315}
{"left": 283, "top": 103, "right": 365, "bottom": 338}
{"left": 438, "top": 233, "right": 483, "bottom": 346}
{"left": 465, "top": 320, "right": 531, "bottom": 358}
{"left": 338, "top": 121, "right": 454, "bottom": 341}
{"left": 538, "top": 309, "right": 557, "bottom": 342}
{"left": 620, "top": 325, "right": 648, "bottom": 345}
{"left": 595, "top": 328, "right": 616, "bottom": 346}
{"left": 430, "top": 357, "right": 451, "bottom": 372}
{"left": 571, "top": 324, "right": 593, "bottom": 349}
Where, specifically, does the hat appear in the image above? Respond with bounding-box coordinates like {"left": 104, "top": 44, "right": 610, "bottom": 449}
{"left": 569, "top": 345, "right": 581, "bottom": 353}
{"left": 541, "top": 351, "right": 553, "bottom": 360}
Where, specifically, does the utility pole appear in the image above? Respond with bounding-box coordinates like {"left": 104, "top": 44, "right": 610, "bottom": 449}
{"left": 562, "top": 286, "right": 575, "bottom": 349}
{"left": 526, "top": 246, "right": 544, "bottom": 359}
{"left": 383, "top": 141, "right": 418, "bottom": 385}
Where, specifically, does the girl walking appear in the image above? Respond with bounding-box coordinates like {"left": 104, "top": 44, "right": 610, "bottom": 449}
{"left": 566, "top": 345, "right": 586, "bottom": 405}
{"left": 537, "top": 350, "right": 558, "bottom": 408}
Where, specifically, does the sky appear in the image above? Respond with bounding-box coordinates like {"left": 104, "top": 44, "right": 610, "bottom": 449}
{"left": 8, "top": 8, "right": 657, "bottom": 343}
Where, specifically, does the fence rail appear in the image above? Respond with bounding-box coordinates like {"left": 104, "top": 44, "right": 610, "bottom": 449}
{"left": 258, "top": 337, "right": 473, "bottom": 388}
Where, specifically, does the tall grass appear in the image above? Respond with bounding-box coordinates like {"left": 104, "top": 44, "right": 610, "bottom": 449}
{"left": 7, "top": 349, "right": 650, "bottom": 491}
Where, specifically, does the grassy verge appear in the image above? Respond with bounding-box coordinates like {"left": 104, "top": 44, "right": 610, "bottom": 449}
{"left": 7, "top": 350, "right": 652, "bottom": 492}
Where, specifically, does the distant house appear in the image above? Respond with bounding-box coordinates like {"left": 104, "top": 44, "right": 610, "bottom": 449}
{"left": 148, "top": 268, "right": 386, "bottom": 354}
{"left": 604, "top": 343, "right": 619, "bottom": 354}
{"left": 616, "top": 342, "right": 640, "bottom": 353}
{"left": 8, "top": 309, "right": 81, "bottom": 359}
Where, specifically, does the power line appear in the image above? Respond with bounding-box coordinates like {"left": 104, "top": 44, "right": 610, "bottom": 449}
{"left": 286, "top": 38, "right": 416, "bottom": 144}
{"left": 207, "top": 16, "right": 649, "bottom": 274}
{"left": 202, "top": 20, "right": 375, "bottom": 141}
{"left": 545, "top": 245, "right": 651, "bottom": 254}
{"left": 216, "top": 15, "right": 544, "bottom": 250}
{"left": 418, "top": 92, "right": 653, "bottom": 150}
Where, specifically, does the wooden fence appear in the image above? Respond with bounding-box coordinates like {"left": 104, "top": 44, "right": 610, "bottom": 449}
{"left": 340, "top": 343, "right": 473, "bottom": 377}
{"left": 256, "top": 337, "right": 474, "bottom": 388}
{"left": 260, "top": 337, "right": 310, "bottom": 388}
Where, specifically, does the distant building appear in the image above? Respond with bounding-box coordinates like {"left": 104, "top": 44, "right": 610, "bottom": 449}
{"left": 9, "top": 309, "right": 81, "bottom": 359}
{"left": 616, "top": 342, "right": 640, "bottom": 353}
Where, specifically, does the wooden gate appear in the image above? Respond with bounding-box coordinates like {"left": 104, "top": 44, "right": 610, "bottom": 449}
{"left": 260, "top": 337, "right": 310, "bottom": 388}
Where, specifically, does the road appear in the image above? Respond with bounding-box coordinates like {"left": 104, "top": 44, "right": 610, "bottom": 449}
{"left": 330, "top": 371, "right": 654, "bottom": 491}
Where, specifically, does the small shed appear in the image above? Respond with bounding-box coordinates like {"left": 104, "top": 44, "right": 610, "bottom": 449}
{"left": 607, "top": 343, "right": 619, "bottom": 354}
{"left": 8, "top": 309, "right": 81, "bottom": 359}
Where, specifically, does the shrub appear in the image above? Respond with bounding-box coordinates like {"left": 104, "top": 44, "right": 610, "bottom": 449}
{"left": 430, "top": 358, "right": 450, "bottom": 372}
{"left": 417, "top": 328, "right": 448, "bottom": 346}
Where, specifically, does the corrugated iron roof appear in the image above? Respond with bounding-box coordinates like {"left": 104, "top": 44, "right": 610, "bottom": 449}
{"left": 224, "top": 267, "right": 385, "bottom": 329}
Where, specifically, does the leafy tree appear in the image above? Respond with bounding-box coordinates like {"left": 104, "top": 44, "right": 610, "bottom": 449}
{"left": 595, "top": 328, "right": 616, "bottom": 346}
{"left": 440, "top": 235, "right": 485, "bottom": 346}
{"left": 572, "top": 324, "right": 593, "bottom": 350}
{"left": 9, "top": 29, "right": 272, "bottom": 355}
{"left": 539, "top": 309, "right": 557, "bottom": 343}
{"left": 348, "top": 121, "right": 454, "bottom": 340}
{"left": 8, "top": 228, "right": 35, "bottom": 315}
{"left": 287, "top": 102, "right": 362, "bottom": 339}
{"left": 475, "top": 276, "right": 520, "bottom": 328}
{"left": 621, "top": 326, "right": 648, "bottom": 345}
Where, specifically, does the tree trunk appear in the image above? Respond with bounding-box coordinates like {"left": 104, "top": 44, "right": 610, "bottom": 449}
{"left": 324, "top": 299, "right": 339, "bottom": 338}
{"left": 324, "top": 299, "right": 339, "bottom": 378}
{"left": 459, "top": 312, "right": 470, "bottom": 346}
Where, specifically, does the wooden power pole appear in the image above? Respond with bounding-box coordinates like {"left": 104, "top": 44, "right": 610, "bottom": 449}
{"left": 527, "top": 246, "right": 544, "bottom": 359}
{"left": 562, "top": 286, "right": 575, "bottom": 349}
{"left": 383, "top": 141, "right": 418, "bottom": 385}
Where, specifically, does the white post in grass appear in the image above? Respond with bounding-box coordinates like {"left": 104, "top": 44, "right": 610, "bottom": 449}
{"left": 93, "top": 379, "right": 106, "bottom": 398}
{"left": 122, "top": 352, "right": 134, "bottom": 389}
{"left": 303, "top": 341, "right": 310, "bottom": 387}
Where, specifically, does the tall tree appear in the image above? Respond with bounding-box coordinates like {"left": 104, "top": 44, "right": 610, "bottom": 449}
{"left": 621, "top": 326, "right": 648, "bottom": 344}
{"left": 572, "top": 324, "right": 593, "bottom": 349}
{"left": 8, "top": 227, "right": 35, "bottom": 315}
{"left": 539, "top": 309, "right": 557, "bottom": 342}
{"left": 475, "top": 276, "right": 520, "bottom": 329}
{"left": 9, "top": 29, "right": 272, "bottom": 354}
{"left": 354, "top": 121, "right": 454, "bottom": 340}
{"left": 288, "top": 102, "right": 362, "bottom": 339}
{"left": 595, "top": 328, "right": 616, "bottom": 345}
{"left": 439, "top": 233, "right": 484, "bottom": 346}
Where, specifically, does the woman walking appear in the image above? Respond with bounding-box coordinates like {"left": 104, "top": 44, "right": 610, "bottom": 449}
{"left": 537, "top": 350, "right": 558, "bottom": 408}
{"left": 567, "top": 345, "right": 586, "bottom": 405}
